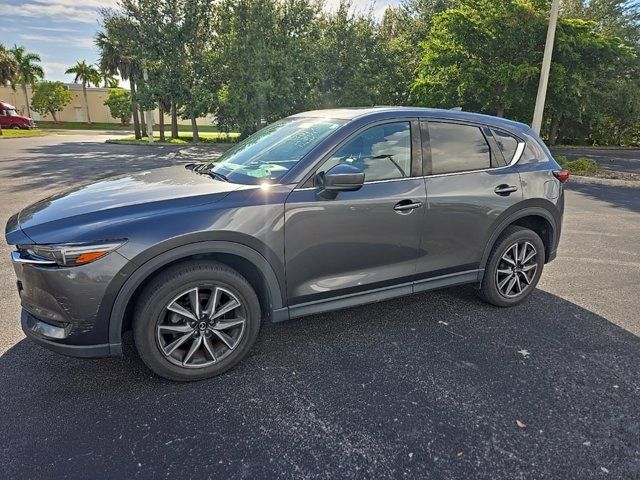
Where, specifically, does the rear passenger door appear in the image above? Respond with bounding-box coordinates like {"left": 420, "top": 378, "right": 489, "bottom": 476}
{"left": 415, "top": 120, "right": 524, "bottom": 284}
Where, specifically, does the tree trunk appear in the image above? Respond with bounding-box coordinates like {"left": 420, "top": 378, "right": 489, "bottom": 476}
{"left": 139, "top": 105, "right": 146, "bottom": 136}
{"left": 496, "top": 100, "right": 505, "bottom": 118}
{"left": 21, "top": 84, "right": 32, "bottom": 119}
{"left": 130, "top": 78, "right": 141, "bottom": 139}
{"left": 191, "top": 113, "right": 199, "bottom": 143}
{"left": 170, "top": 101, "right": 178, "bottom": 139}
{"left": 83, "top": 83, "right": 92, "bottom": 124}
{"left": 51, "top": 111, "right": 58, "bottom": 123}
{"left": 159, "top": 104, "right": 165, "bottom": 142}
{"left": 549, "top": 113, "right": 560, "bottom": 146}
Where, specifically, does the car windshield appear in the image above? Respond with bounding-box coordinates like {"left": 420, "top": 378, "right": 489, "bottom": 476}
{"left": 205, "top": 117, "right": 345, "bottom": 184}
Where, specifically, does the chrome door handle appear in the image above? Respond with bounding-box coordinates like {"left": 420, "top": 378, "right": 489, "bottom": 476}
{"left": 394, "top": 200, "right": 423, "bottom": 213}
{"left": 494, "top": 185, "right": 518, "bottom": 196}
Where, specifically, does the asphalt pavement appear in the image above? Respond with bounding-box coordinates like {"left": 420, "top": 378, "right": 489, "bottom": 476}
{"left": 550, "top": 147, "right": 640, "bottom": 174}
{"left": 0, "top": 133, "right": 638, "bottom": 479}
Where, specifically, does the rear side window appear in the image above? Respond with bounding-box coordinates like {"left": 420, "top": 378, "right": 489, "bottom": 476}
{"left": 492, "top": 128, "right": 519, "bottom": 162}
{"left": 429, "top": 122, "right": 491, "bottom": 175}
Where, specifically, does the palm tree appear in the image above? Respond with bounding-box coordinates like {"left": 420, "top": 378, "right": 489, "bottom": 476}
{"left": 96, "top": 21, "right": 142, "bottom": 138}
{"left": 9, "top": 45, "right": 44, "bottom": 119}
{"left": 65, "top": 60, "right": 100, "bottom": 124}
{"left": 98, "top": 67, "right": 118, "bottom": 88}
{"left": 0, "top": 43, "right": 19, "bottom": 135}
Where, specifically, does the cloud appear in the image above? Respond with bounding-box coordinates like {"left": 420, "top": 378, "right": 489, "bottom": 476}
{"left": 42, "top": 61, "right": 69, "bottom": 78}
{"left": 29, "top": 26, "right": 77, "bottom": 33}
{"left": 19, "top": 33, "right": 95, "bottom": 49}
{"left": 0, "top": 2, "right": 106, "bottom": 24}
{"left": 323, "top": 0, "right": 396, "bottom": 19}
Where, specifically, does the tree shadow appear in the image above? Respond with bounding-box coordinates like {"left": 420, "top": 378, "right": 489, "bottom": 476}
{"left": 1, "top": 287, "right": 638, "bottom": 479}
{"left": 0, "top": 141, "right": 229, "bottom": 193}
{"left": 567, "top": 183, "right": 640, "bottom": 214}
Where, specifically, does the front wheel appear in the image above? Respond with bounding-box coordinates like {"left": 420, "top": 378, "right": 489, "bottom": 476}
{"left": 478, "top": 226, "right": 545, "bottom": 307}
{"left": 133, "top": 261, "right": 261, "bottom": 381}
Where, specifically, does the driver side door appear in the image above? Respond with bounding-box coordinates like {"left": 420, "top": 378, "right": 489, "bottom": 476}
{"left": 283, "top": 120, "right": 426, "bottom": 313}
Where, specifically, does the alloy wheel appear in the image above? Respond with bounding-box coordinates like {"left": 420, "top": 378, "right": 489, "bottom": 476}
{"left": 156, "top": 285, "right": 246, "bottom": 368}
{"left": 495, "top": 241, "right": 538, "bottom": 299}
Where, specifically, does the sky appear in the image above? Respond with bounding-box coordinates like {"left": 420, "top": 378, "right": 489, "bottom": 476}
{"left": 0, "top": 0, "right": 399, "bottom": 85}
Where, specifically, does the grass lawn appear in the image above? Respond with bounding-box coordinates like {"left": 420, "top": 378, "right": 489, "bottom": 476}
{"left": 0, "top": 129, "right": 48, "bottom": 139}
{"left": 110, "top": 131, "right": 239, "bottom": 145}
{"left": 39, "top": 121, "right": 221, "bottom": 132}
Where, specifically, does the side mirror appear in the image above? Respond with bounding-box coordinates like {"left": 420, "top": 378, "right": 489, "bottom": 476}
{"left": 317, "top": 164, "right": 365, "bottom": 193}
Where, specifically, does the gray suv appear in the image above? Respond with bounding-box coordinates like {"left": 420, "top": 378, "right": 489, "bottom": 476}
{"left": 6, "top": 107, "right": 567, "bottom": 381}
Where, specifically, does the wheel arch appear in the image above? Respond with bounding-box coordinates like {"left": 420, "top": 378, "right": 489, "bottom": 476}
{"left": 480, "top": 206, "right": 558, "bottom": 271}
{"left": 108, "top": 241, "right": 286, "bottom": 348}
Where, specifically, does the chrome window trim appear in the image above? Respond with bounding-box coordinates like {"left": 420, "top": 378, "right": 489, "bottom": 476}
{"left": 292, "top": 175, "right": 417, "bottom": 192}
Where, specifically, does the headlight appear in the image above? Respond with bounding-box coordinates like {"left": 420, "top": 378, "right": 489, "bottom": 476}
{"left": 17, "top": 240, "right": 126, "bottom": 267}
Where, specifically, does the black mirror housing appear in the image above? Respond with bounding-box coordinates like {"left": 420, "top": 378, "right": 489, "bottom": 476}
{"left": 318, "top": 164, "right": 365, "bottom": 193}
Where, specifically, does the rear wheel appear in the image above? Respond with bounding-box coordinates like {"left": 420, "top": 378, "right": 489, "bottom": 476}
{"left": 478, "top": 226, "right": 545, "bottom": 307}
{"left": 11, "top": 124, "right": 20, "bottom": 130}
{"left": 133, "top": 260, "right": 261, "bottom": 381}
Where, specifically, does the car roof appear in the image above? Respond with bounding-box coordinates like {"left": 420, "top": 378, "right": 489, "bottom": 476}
{"left": 290, "top": 106, "right": 531, "bottom": 133}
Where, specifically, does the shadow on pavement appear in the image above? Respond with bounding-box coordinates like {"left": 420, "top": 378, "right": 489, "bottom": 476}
{"left": 567, "top": 183, "right": 640, "bottom": 214}
{"left": 1, "top": 287, "right": 638, "bottom": 479}
{"left": 0, "top": 141, "right": 228, "bottom": 192}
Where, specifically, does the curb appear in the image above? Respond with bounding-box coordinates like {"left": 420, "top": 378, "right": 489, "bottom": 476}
{"left": 570, "top": 175, "right": 640, "bottom": 189}
{"left": 105, "top": 139, "right": 236, "bottom": 147}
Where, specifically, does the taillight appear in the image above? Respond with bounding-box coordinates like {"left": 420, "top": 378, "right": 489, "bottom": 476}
{"left": 553, "top": 169, "right": 570, "bottom": 183}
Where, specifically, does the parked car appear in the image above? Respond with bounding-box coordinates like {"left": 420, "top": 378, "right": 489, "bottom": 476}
{"left": 6, "top": 107, "right": 568, "bottom": 381}
{"left": 0, "top": 101, "right": 36, "bottom": 129}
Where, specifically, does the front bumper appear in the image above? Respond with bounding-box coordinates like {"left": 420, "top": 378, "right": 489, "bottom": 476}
{"left": 22, "top": 309, "right": 121, "bottom": 357}
{"left": 10, "top": 248, "right": 133, "bottom": 358}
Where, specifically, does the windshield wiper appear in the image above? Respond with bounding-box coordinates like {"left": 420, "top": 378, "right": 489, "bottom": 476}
{"left": 206, "top": 171, "right": 229, "bottom": 182}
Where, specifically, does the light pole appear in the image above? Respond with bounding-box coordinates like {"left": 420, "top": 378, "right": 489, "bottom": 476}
{"left": 532, "top": 0, "right": 560, "bottom": 135}
{"left": 143, "top": 66, "right": 154, "bottom": 144}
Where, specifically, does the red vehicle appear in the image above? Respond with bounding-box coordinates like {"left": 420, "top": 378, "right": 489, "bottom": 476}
{"left": 0, "top": 101, "right": 36, "bottom": 129}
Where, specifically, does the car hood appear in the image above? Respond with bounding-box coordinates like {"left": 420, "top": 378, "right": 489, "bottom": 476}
{"left": 7, "top": 166, "right": 243, "bottom": 244}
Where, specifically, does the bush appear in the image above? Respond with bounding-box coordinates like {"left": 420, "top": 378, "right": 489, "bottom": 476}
{"left": 556, "top": 156, "right": 599, "bottom": 175}
{"left": 31, "top": 81, "right": 72, "bottom": 123}
{"left": 104, "top": 89, "right": 132, "bottom": 125}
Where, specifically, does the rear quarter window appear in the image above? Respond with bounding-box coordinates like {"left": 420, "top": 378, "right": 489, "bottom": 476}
{"left": 491, "top": 128, "right": 519, "bottom": 163}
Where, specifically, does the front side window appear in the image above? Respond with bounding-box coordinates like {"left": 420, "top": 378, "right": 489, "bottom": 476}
{"left": 318, "top": 122, "right": 411, "bottom": 182}
{"left": 429, "top": 122, "right": 491, "bottom": 175}
{"left": 206, "top": 117, "right": 345, "bottom": 184}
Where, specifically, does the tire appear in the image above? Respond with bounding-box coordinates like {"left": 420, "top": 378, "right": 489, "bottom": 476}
{"left": 11, "top": 124, "right": 20, "bottom": 130}
{"left": 478, "top": 226, "right": 545, "bottom": 307}
{"left": 133, "top": 260, "right": 261, "bottom": 381}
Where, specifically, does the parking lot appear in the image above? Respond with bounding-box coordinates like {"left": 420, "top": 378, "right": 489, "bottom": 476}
{"left": 0, "top": 134, "right": 639, "bottom": 479}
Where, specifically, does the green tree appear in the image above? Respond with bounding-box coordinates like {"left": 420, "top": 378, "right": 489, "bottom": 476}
{"left": 0, "top": 43, "right": 18, "bottom": 135}
{"left": 316, "top": 2, "right": 383, "bottom": 108}
{"left": 377, "top": 0, "right": 455, "bottom": 105}
{"left": 104, "top": 88, "right": 132, "bottom": 124}
{"left": 96, "top": 13, "right": 144, "bottom": 138}
{"left": 545, "top": 18, "right": 638, "bottom": 144}
{"left": 31, "top": 81, "right": 72, "bottom": 123}
{"left": 65, "top": 60, "right": 101, "bottom": 124}
{"left": 9, "top": 45, "right": 44, "bottom": 119}
{"left": 0, "top": 43, "right": 18, "bottom": 86}
{"left": 411, "top": 0, "right": 544, "bottom": 118}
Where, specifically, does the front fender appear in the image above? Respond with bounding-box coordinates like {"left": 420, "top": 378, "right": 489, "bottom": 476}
{"left": 106, "top": 240, "right": 286, "bottom": 350}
